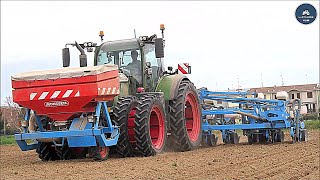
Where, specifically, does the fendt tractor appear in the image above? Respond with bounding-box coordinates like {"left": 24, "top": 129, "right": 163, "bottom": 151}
{"left": 12, "top": 24, "right": 202, "bottom": 161}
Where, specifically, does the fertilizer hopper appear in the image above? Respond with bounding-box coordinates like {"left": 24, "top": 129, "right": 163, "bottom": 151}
{"left": 12, "top": 64, "right": 120, "bottom": 161}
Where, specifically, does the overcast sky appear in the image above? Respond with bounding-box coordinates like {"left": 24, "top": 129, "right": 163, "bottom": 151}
{"left": 1, "top": 1, "right": 319, "bottom": 104}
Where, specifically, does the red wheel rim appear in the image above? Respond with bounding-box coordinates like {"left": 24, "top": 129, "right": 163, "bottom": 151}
{"left": 128, "top": 107, "right": 137, "bottom": 144}
{"left": 185, "top": 92, "right": 201, "bottom": 142}
{"left": 149, "top": 105, "right": 165, "bottom": 150}
{"left": 99, "top": 146, "right": 108, "bottom": 159}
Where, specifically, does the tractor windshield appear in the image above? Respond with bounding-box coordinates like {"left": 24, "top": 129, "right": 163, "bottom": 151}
{"left": 95, "top": 40, "right": 142, "bottom": 84}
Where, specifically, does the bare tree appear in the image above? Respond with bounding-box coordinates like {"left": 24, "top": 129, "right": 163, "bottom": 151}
{"left": 2, "top": 96, "right": 24, "bottom": 133}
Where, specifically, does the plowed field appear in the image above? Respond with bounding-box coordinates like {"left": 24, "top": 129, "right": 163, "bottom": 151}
{"left": 1, "top": 130, "right": 319, "bottom": 180}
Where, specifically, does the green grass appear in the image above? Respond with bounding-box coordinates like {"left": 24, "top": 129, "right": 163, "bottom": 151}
{"left": 305, "top": 119, "right": 320, "bottom": 130}
{"left": 0, "top": 135, "right": 16, "bottom": 145}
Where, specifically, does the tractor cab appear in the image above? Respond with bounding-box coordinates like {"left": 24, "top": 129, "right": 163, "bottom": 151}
{"left": 94, "top": 36, "right": 165, "bottom": 93}
{"left": 62, "top": 25, "right": 166, "bottom": 95}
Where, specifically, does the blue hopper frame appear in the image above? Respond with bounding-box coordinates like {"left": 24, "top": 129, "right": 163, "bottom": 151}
{"left": 14, "top": 102, "right": 119, "bottom": 151}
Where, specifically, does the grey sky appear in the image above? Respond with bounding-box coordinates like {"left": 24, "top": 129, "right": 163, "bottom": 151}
{"left": 1, "top": 1, "right": 319, "bottom": 104}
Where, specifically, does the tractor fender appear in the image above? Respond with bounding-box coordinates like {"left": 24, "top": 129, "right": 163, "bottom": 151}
{"left": 155, "top": 74, "right": 189, "bottom": 100}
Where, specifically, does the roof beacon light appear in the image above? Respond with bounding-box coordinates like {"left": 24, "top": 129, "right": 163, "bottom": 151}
{"left": 160, "top": 24, "right": 165, "bottom": 39}
{"left": 160, "top": 24, "right": 165, "bottom": 31}
{"left": 99, "top": 31, "right": 104, "bottom": 42}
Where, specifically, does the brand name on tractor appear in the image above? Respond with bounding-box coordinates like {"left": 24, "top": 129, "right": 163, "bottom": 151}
{"left": 44, "top": 100, "right": 69, "bottom": 107}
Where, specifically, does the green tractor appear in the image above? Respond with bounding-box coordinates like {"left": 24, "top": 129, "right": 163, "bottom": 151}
{"left": 62, "top": 24, "right": 202, "bottom": 158}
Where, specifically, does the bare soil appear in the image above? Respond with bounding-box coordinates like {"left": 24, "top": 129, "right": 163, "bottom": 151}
{"left": 1, "top": 130, "right": 319, "bottom": 180}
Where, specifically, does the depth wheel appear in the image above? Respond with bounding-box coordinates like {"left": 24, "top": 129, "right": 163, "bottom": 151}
{"left": 113, "top": 96, "right": 139, "bottom": 157}
{"left": 168, "top": 81, "right": 202, "bottom": 151}
{"left": 134, "top": 96, "right": 167, "bottom": 156}
{"left": 89, "top": 145, "right": 109, "bottom": 161}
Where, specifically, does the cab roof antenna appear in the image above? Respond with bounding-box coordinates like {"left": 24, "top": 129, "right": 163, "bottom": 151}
{"left": 134, "top": 29, "right": 137, "bottom": 38}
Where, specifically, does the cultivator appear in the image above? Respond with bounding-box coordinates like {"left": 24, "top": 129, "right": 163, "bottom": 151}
{"left": 199, "top": 88, "right": 308, "bottom": 146}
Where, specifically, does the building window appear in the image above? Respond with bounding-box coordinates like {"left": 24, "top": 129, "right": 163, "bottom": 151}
{"left": 307, "top": 92, "right": 313, "bottom": 98}
{"left": 297, "top": 93, "right": 300, "bottom": 99}
{"left": 217, "top": 100, "right": 222, "bottom": 104}
{"left": 291, "top": 94, "right": 294, "bottom": 99}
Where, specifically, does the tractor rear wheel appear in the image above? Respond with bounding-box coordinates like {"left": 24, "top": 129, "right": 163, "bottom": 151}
{"left": 169, "top": 81, "right": 202, "bottom": 151}
{"left": 36, "top": 142, "right": 60, "bottom": 161}
{"left": 113, "top": 96, "right": 139, "bottom": 157}
{"left": 134, "top": 96, "right": 167, "bottom": 156}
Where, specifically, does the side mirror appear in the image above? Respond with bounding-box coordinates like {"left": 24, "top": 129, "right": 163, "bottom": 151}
{"left": 155, "top": 38, "right": 164, "bottom": 58}
{"left": 79, "top": 54, "right": 87, "bottom": 67}
{"left": 62, "top": 48, "right": 70, "bottom": 67}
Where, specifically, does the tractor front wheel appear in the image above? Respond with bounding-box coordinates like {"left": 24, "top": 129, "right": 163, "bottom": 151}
{"left": 113, "top": 96, "right": 139, "bottom": 157}
{"left": 134, "top": 96, "right": 167, "bottom": 156}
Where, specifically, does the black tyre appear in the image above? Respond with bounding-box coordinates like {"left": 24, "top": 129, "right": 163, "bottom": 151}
{"left": 88, "top": 145, "right": 109, "bottom": 161}
{"left": 134, "top": 96, "right": 167, "bottom": 156}
{"left": 55, "top": 142, "right": 73, "bottom": 160}
{"left": 113, "top": 96, "right": 139, "bottom": 157}
{"left": 56, "top": 144, "right": 87, "bottom": 160}
{"left": 36, "top": 142, "right": 60, "bottom": 161}
{"left": 168, "top": 81, "right": 202, "bottom": 151}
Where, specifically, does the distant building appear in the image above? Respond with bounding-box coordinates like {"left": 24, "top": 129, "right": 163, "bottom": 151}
{"left": 249, "top": 83, "right": 320, "bottom": 114}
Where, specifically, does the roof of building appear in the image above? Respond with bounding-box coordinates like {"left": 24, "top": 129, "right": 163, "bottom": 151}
{"left": 248, "top": 83, "right": 320, "bottom": 93}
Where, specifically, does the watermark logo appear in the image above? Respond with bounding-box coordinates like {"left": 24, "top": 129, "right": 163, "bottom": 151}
{"left": 44, "top": 100, "right": 69, "bottom": 107}
{"left": 295, "top": 3, "right": 317, "bottom": 25}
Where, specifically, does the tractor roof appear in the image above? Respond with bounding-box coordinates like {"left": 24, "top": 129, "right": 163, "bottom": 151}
{"left": 100, "top": 38, "right": 140, "bottom": 52}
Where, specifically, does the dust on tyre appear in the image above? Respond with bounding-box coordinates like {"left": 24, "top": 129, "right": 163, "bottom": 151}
{"left": 113, "top": 96, "right": 138, "bottom": 157}
{"left": 169, "top": 81, "right": 202, "bottom": 151}
{"left": 134, "top": 96, "right": 167, "bottom": 156}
